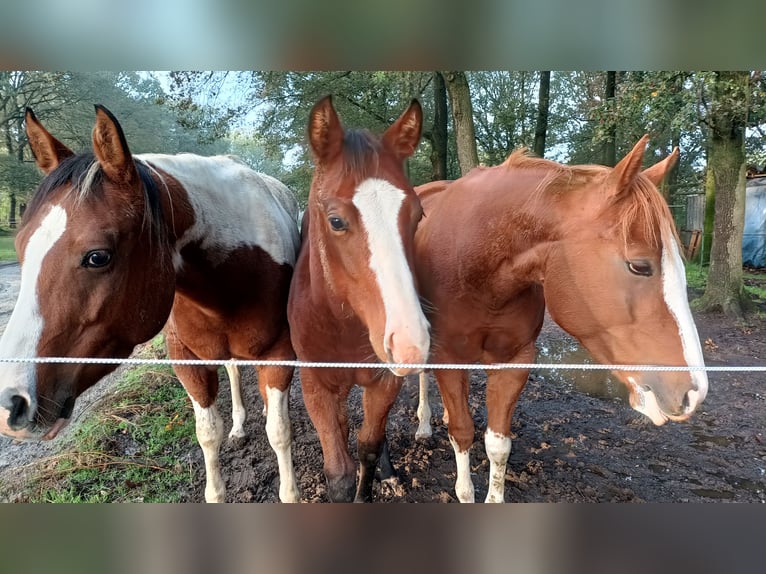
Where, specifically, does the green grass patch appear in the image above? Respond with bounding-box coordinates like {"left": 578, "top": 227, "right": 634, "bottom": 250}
{"left": 743, "top": 271, "right": 766, "bottom": 302}
{"left": 1, "top": 335, "right": 198, "bottom": 503}
{"left": 0, "top": 234, "right": 17, "bottom": 262}
{"left": 685, "top": 261, "right": 707, "bottom": 290}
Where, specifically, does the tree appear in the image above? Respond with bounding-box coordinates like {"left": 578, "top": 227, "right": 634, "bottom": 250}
{"left": 442, "top": 71, "right": 478, "bottom": 175}
{"left": 603, "top": 71, "right": 618, "bottom": 166}
{"left": 427, "top": 72, "right": 448, "bottom": 181}
{"left": 695, "top": 71, "right": 751, "bottom": 317}
{"left": 533, "top": 71, "right": 551, "bottom": 157}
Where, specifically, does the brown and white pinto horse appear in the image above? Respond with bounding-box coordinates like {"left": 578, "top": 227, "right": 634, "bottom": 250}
{"left": 288, "top": 96, "right": 430, "bottom": 502}
{"left": 414, "top": 138, "right": 708, "bottom": 502}
{"left": 0, "top": 106, "right": 301, "bottom": 503}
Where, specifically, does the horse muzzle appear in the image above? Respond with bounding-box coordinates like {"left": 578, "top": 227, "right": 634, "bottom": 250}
{"left": 0, "top": 388, "right": 75, "bottom": 440}
{"left": 623, "top": 373, "right": 704, "bottom": 425}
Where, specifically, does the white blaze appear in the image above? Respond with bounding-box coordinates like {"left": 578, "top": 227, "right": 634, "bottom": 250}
{"left": 352, "top": 178, "right": 430, "bottom": 362}
{"left": 661, "top": 237, "right": 709, "bottom": 405}
{"left": 0, "top": 205, "right": 68, "bottom": 425}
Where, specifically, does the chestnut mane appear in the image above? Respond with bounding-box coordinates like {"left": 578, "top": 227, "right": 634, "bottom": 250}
{"left": 502, "top": 148, "right": 680, "bottom": 250}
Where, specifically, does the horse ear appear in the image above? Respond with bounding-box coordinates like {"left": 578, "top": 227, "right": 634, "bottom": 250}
{"left": 382, "top": 99, "right": 422, "bottom": 160}
{"left": 25, "top": 108, "right": 74, "bottom": 175}
{"left": 607, "top": 135, "right": 649, "bottom": 193}
{"left": 92, "top": 104, "right": 138, "bottom": 185}
{"left": 308, "top": 95, "right": 344, "bottom": 164}
{"left": 642, "top": 146, "right": 679, "bottom": 187}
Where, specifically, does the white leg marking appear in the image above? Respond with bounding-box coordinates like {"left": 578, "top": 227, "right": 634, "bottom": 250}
{"left": 225, "top": 363, "right": 246, "bottom": 441}
{"left": 353, "top": 179, "right": 430, "bottom": 366}
{"left": 0, "top": 205, "right": 67, "bottom": 435}
{"left": 191, "top": 400, "right": 225, "bottom": 503}
{"left": 265, "top": 386, "right": 299, "bottom": 503}
{"left": 661, "top": 238, "right": 709, "bottom": 406}
{"left": 415, "top": 372, "right": 433, "bottom": 440}
{"left": 484, "top": 429, "right": 511, "bottom": 503}
{"left": 449, "top": 434, "right": 475, "bottom": 503}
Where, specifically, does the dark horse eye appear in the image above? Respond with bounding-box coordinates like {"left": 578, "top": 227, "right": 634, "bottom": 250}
{"left": 82, "top": 249, "right": 113, "bottom": 269}
{"left": 328, "top": 216, "right": 348, "bottom": 232}
{"left": 627, "top": 260, "right": 653, "bottom": 277}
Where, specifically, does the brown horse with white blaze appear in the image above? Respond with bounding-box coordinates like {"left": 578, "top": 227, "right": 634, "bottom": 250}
{"left": 288, "top": 96, "right": 430, "bottom": 502}
{"left": 414, "top": 138, "right": 708, "bottom": 502}
{"left": 0, "top": 106, "right": 301, "bottom": 503}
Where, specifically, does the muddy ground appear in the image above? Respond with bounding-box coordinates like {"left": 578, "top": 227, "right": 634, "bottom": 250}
{"left": 193, "top": 275, "right": 766, "bottom": 503}
{"left": 1, "top": 263, "right": 764, "bottom": 503}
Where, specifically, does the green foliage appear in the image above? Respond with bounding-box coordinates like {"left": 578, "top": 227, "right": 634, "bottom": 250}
{"left": 0, "top": 234, "right": 17, "bottom": 261}
{"left": 685, "top": 261, "right": 707, "bottom": 291}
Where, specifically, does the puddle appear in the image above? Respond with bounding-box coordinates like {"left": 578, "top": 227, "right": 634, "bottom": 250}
{"left": 691, "top": 431, "right": 740, "bottom": 450}
{"left": 690, "top": 488, "right": 736, "bottom": 500}
{"left": 535, "top": 336, "right": 629, "bottom": 403}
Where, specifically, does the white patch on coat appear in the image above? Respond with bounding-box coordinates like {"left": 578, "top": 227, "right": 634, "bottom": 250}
{"left": 660, "top": 237, "right": 709, "bottom": 407}
{"left": 0, "top": 205, "right": 68, "bottom": 432}
{"left": 449, "top": 434, "right": 475, "bottom": 503}
{"left": 137, "top": 154, "right": 300, "bottom": 269}
{"left": 191, "top": 399, "right": 225, "bottom": 503}
{"left": 484, "top": 429, "right": 511, "bottom": 503}
{"left": 265, "top": 386, "right": 299, "bottom": 502}
{"left": 353, "top": 178, "right": 430, "bottom": 362}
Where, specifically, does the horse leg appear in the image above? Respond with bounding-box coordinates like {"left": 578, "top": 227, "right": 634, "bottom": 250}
{"left": 225, "top": 363, "right": 246, "bottom": 444}
{"left": 301, "top": 368, "right": 356, "bottom": 502}
{"left": 255, "top": 357, "right": 299, "bottom": 503}
{"left": 415, "top": 371, "right": 433, "bottom": 440}
{"left": 484, "top": 347, "right": 534, "bottom": 503}
{"left": 166, "top": 328, "right": 225, "bottom": 502}
{"left": 434, "top": 368, "right": 475, "bottom": 503}
{"left": 355, "top": 374, "right": 404, "bottom": 502}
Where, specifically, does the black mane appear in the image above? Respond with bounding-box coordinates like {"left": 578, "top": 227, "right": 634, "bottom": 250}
{"left": 23, "top": 153, "right": 165, "bottom": 240}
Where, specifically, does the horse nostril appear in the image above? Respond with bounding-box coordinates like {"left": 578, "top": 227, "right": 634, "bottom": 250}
{"left": 8, "top": 395, "right": 30, "bottom": 431}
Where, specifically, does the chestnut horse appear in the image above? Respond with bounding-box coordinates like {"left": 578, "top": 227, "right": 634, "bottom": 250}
{"left": 414, "top": 138, "right": 708, "bottom": 502}
{"left": 0, "top": 106, "right": 301, "bottom": 503}
{"left": 288, "top": 96, "right": 430, "bottom": 502}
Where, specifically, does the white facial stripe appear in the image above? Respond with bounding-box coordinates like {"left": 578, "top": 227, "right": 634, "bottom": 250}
{"left": 0, "top": 205, "right": 68, "bottom": 412}
{"left": 661, "top": 237, "right": 709, "bottom": 402}
{"left": 353, "top": 178, "right": 429, "bottom": 352}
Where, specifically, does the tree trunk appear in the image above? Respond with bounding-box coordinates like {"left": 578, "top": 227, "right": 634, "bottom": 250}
{"left": 430, "top": 72, "right": 448, "bottom": 181}
{"left": 442, "top": 71, "right": 479, "bottom": 175}
{"left": 702, "top": 164, "right": 715, "bottom": 265}
{"left": 533, "top": 71, "right": 551, "bottom": 157}
{"left": 8, "top": 193, "right": 16, "bottom": 228}
{"left": 696, "top": 71, "right": 750, "bottom": 317}
{"left": 603, "top": 71, "right": 617, "bottom": 166}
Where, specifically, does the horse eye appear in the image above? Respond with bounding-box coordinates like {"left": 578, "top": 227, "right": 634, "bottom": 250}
{"left": 82, "top": 249, "right": 113, "bottom": 269}
{"left": 328, "top": 216, "right": 348, "bottom": 232}
{"left": 627, "top": 260, "right": 653, "bottom": 277}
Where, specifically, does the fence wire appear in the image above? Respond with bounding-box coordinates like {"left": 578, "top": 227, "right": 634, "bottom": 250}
{"left": 0, "top": 356, "right": 763, "bottom": 373}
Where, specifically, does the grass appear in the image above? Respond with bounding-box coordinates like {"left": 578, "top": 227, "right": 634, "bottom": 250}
{"left": 686, "top": 261, "right": 766, "bottom": 300}
{"left": 0, "top": 335, "right": 198, "bottom": 503}
{"left": 685, "top": 261, "right": 707, "bottom": 291}
{"left": 0, "top": 234, "right": 17, "bottom": 262}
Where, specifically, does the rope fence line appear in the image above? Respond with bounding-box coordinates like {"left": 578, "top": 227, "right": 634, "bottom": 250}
{"left": 0, "top": 356, "right": 764, "bottom": 373}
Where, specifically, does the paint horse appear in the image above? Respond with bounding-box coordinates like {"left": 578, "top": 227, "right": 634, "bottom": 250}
{"left": 413, "top": 138, "right": 708, "bottom": 502}
{"left": 288, "top": 96, "right": 430, "bottom": 502}
{"left": 0, "top": 106, "right": 301, "bottom": 503}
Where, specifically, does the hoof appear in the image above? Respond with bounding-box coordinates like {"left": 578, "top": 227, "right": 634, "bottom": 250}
{"left": 227, "top": 433, "right": 246, "bottom": 449}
